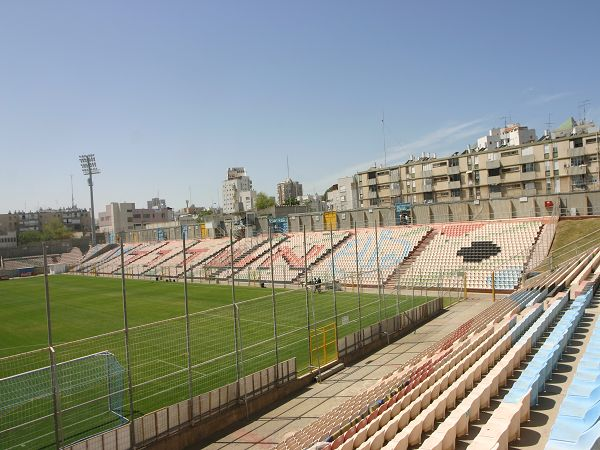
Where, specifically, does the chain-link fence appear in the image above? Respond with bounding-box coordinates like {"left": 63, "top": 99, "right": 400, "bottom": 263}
{"left": 1, "top": 217, "right": 553, "bottom": 449}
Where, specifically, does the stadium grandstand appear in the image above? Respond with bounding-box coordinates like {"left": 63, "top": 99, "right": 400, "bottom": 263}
{"left": 3, "top": 216, "right": 600, "bottom": 450}
{"left": 71, "top": 218, "right": 553, "bottom": 294}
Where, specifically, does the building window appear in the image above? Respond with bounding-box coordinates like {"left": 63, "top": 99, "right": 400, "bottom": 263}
{"left": 553, "top": 145, "right": 559, "bottom": 158}
{"left": 554, "top": 160, "right": 559, "bottom": 176}
{"left": 544, "top": 144, "right": 550, "bottom": 159}
{"left": 522, "top": 163, "right": 535, "bottom": 173}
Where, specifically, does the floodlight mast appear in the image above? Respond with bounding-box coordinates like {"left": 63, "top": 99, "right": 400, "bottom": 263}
{"left": 79, "top": 154, "right": 100, "bottom": 246}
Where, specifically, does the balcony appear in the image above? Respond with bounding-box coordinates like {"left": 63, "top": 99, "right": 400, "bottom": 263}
{"left": 448, "top": 165, "right": 461, "bottom": 175}
{"left": 520, "top": 154, "right": 535, "bottom": 164}
{"left": 368, "top": 191, "right": 378, "bottom": 199}
{"left": 490, "top": 192, "right": 503, "bottom": 199}
{"left": 523, "top": 188, "right": 537, "bottom": 197}
{"left": 520, "top": 171, "right": 537, "bottom": 181}
{"left": 568, "top": 165, "right": 587, "bottom": 176}
{"left": 503, "top": 171, "right": 521, "bottom": 183}
{"left": 432, "top": 166, "right": 448, "bottom": 176}
{"left": 422, "top": 170, "right": 432, "bottom": 178}
{"left": 448, "top": 180, "right": 461, "bottom": 189}
{"left": 488, "top": 175, "right": 501, "bottom": 184}
{"left": 486, "top": 160, "right": 501, "bottom": 170}
{"left": 368, "top": 178, "right": 377, "bottom": 186}
{"left": 569, "top": 147, "right": 585, "bottom": 157}
{"left": 422, "top": 184, "right": 433, "bottom": 192}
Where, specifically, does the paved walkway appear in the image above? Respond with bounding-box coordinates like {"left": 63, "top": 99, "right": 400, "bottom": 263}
{"left": 192, "top": 297, "right": 493, "bottom": 449}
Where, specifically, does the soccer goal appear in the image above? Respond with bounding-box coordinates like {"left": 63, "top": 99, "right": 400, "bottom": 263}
{"left": 1, "top": 351, "right": 127, "bottom": 448}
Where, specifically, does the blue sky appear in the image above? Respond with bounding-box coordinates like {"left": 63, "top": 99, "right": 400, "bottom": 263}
{"left": 1, "top": 0, "right": 598, "bottom": 213}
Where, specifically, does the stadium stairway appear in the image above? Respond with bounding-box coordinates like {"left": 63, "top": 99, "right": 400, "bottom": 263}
{"left": 384, "top": 228, "right": 438, "bottom": 290}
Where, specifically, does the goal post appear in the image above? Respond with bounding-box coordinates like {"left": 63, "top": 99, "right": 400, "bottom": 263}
{"left": 0, "top": 351, "right": 127, "bottom": 448}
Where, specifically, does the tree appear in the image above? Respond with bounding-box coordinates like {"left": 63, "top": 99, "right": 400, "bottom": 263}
{"left": 42, "top": 218, "right": 73, "bottom": 241}
{"left": 255, "top": 192, "right": 276, "bottom": 210}
{"left": 17, "top": 230, "right": 43, "bottom": 245}
{"left": 283, "top": 197, "right": 300, "bottom": 206}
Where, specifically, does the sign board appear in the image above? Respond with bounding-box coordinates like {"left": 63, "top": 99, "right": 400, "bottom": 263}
{"left": 323, "top": 211, "right": 337, "bottom": 231}
{"left": 269, "top": 217, "right": 289, "bottom": 233}
{"left": 395, "top": 202, "right": 412, "bottom": 225}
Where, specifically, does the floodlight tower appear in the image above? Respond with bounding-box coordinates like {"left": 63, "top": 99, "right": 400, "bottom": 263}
{"left": 79, "top": 154, "right": 100, "bottom": 246}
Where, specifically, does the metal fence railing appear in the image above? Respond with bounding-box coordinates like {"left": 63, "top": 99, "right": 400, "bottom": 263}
{"left": 1, "top": 216, "right": 557, "bottom": 449}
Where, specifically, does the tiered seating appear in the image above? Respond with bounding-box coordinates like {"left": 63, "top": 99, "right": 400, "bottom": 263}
{"left": 124, "top": 240, "right": 182, "bottom": 272}
{"left": 163, "top": 238, "right": 230, "bottom": 275}
{"left": 96, "top": 242, "right": 166, "bottom": 274}
{"left": 308, "top": 226, "right": 430, "bottom": 286}
{"left": 58, "top": 247, "right": 83, "bottom": 266}
{"left": 234, "top": 231, "right": 350, "bottom": 283}
{"left": 2, "top": 256, "right": 51, "bottom": 269}
{"left": 212, "top": 235, "right": 288, "bottom": 280}
{"left": 400, "top": 220, "right": 543, "bottom": 291}
{"left": 78, "top": 243, "right": 110, "bottom": 264}
{"left": 277, "top": 285, "right": 546, "bottom": 450}
{"left": 76, "top": 243, "right": 140, "bottom": 273}
{"left": 546, "top": 288, "right": 600, "bottom": 449}
{"left": 278, "top": 246, "right": 600, "bottom": 450}
{"left": 468, "top": 285, "right": 595, "bottom": 449}
{"left": 204, "top": 236, "right": 269, "bottom": 276}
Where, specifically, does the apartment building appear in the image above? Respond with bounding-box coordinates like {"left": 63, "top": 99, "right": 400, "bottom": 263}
{"left": 0, "top": 208, "right": 91, "bottom": 234}
{"left": 357, "top": 119, "right": 600, "bottom": 207}
{"left": 326, "top": 176, "right": 359, "bottom": 211}
{"left": 98, "top": 201, "right": 174, "bottom": 234}
{"left": 222, "top": 167, "right": 254, "bottom": 214}
{"left": 276, "top": 178, "right": 303, "bottom": 205}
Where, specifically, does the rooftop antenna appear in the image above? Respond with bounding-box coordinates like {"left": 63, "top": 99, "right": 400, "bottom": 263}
{"left": 286, "top": 155, "right": 290, "bottom": 179}
{"left": 70, "top": 174, "right": 75, "bottom": 208}
{"left": 579, "top": 99, "right": 591, "bottom": 123}
{"left": 545, "top": 113, "right": 553, "bottom": 132}
{"left": 382, "top": 111, "right": 387, "bottom": 167}
{"left": 500, "top": 115, "right": 511, "bottom": 128}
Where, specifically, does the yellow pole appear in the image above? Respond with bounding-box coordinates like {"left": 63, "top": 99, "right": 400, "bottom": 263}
{"left": 323, "top": 329, "right": 326, "bottom": 363}
{"left": 492, "top": 271, "right": 496, "bottom": 302}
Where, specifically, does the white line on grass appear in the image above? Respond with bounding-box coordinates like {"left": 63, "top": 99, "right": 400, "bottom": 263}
{"left": 157, "top": 358, "right": 204, "bottom": 376}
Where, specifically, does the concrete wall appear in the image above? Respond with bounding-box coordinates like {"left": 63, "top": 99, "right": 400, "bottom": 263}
{"left": 0, "top": 237, "right": 92, "bottom": 259}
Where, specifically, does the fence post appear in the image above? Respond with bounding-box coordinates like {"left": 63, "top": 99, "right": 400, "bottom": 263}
{"left": 181, "top": 229, "right": 194, "bottom": 420}
{"left": 303, "top": 225, "right": 312, "bottom": 370}
{"left": 374, "top": 219, "right": 382, "bottom": 324}
{"left": 329, "top": 225, "right": 339, "bottom": 346}
{"left": 354, "top": 221, "right": 363, "bottom": 337}
{"left": 492, "top": 270, "right": 496, "bottom": 302}
{"left": 229, "top": 223, "right": 242, "bottom": 396}
{"left": 268, "top": 224, "right": 280, "bottom": 379}
{"left": 43, "top": 244, "right": 64, "bottom": 450}
{"left": 119, "top": 237, "right": 137, "bottom": 448}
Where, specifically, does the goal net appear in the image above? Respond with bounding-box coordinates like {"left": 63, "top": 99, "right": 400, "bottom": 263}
{"left": 1, "top": 351, "right": 126, "bottom": 448}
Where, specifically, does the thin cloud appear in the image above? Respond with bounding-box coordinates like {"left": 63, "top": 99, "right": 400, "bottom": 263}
{"left": 306, "top": 118, "right": 489, "bottom": 192}
{"left": 526, "top": 92, "right": 571, "bottom": 106}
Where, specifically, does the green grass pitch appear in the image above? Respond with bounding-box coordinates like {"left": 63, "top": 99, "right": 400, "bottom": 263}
{"left": 0, "top": 274, "right": 432, "bottom": 448}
